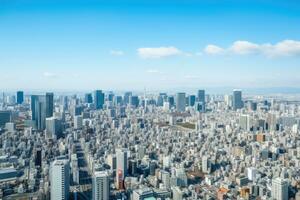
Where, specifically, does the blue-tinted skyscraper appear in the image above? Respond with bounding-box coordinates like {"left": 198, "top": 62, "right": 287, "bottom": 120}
{"left": 94, "top": 90, "right": 105, "bottom": 109}
{"left": 188, "top": 95, "right": 196, "bottom": 107}
{"left": 16, "top": 91, "right": 24, "bottom": 104}
{"left": 124, "top": 92, "right": 132, "bottom": 105}
{"left": 176, "top": 93, "right": 186, "bottom": 112}
{"left": 46, "top": 93, "right": 54, "bottom": 118}
{"left": 85, "top": 93, "right": 93, "bottom": 103}
{"left": 197, "top": 90, "right": 205, "bottom": 112}
{"left": 31, "top": 93, "right": 54, "bottom": 130}
{"left": 130, "top": 96, "right": 139, "bottom": 108}
{"left": 233, "top": 89, "right": 243, "bottom": 110}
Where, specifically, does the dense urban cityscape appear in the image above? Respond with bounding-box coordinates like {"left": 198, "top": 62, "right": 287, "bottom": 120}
{"left": 0, "top": 89, "right": 300, "bottom": 200}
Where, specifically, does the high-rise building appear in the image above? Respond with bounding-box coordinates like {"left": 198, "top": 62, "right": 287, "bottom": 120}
{"left": 46, "top": 117, "right": 62, "bottom": 139}
{"left": 124, "top": 92, "right": 132, "bottom": 105}
{"left": 130, "top": 96, "right": 139, "bottom": 108}
{"left": 233, "top": 90, "right": 243, "bottom": 110}
{"left": 92, "top": 171, "right": 110, "bottom": 200}
{"left": 94, "top": 90, "right": 105, "bottom": 109}
{"left": 32, "top": 93, "right": 54, "bottom": 130}
{"left": 202, "top": 156, "right": 211, "bottom": 174}
{"left": 0, "top": 111, "right": 11, "bottom": 127}
{"left": 116, "top": 149, "right": 128, "bottom": 189}
{"left": 74, "top": 115, "right": 83, "bottom": 129}
{"left": 272, "top": 178, "right": 288, "bottom": 200}
{"left": 197, "top": 90, "right": 205, "bottom": 103}
{"left": 16, "top": 91, "right": 24, "bottom": 104}
{"left": 85, "top": 93, "right": 93, "bottom": 103}
{"left": 167, "top": 96, "right": 175, "bottom": 107}
{"left": 188, "top": 95, "right": 196, "bottom": 107}
{"left": 35, "top": 148, "right": 42, "bottom": 167}
{"left": 31, "top": 95, "right": 38, "bottom": 121}
{"left": 50, "top": 159, "right": 70, "bottom": 200}
{"left": 176, "top": 93, "right": 186, "bottom": 112}
{"left": 46, "top": 93, "right": 54, "bottom": 117}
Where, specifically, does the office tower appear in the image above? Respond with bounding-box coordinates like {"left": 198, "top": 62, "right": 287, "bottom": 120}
{"left": 168, "top": 96, "right": 175, "bottom": 107}
{"left": 114, "top": 96, "right": 123, "bottom": 106}
{"left": 161, "top": 170, "right": 171, "bottom": 189}
{"left": 116, "top": 149, "right": 128, "bottom": 189}
{"left": 176, "top": 93, "right": 186, "bottom": 112}
{"left": 46, "top": 117, "right": 62, "bottom": 139}
{"left": 92, "top": 171, "right": 110, "bottom": 200}
{"left": 247, "top": 167, "right": 257, "bottom": 181}
{"left": 16, "top": 91, "right": 24, "bottom": 104}
{"left": 224, "top": 94, "right": 233, "bottom": 107}
{"left": 94, "top": 90, "right": 105, "bottom": 109}
{"left": 130, "top": 96, "right": 139, "bottom": 108}
{"left": 35, "top": 148, "right": 42, "bottom": 167}
{"left": 50, "top": 159, "right": 70, "bottom": 200}
{"left": 175, "top": 168, "right": 188, "bottom": 187}
{"left": 197, "top": 90, "right": 205, "bottom": 105}
{"left": 31, "top": 95, "right": 38, "bottom": 120}
{"left": 188, "top": 95, "right": 196, "bottom": 107}
{"left": 240, "top": 114, "right": 251, "bottom": 131}
{"left": 46, "top": 93, "right": 54, "bottom": 117}
{"left": 272, "top": 178, "right": 288, "bottom": 200}
{"left": 195, "top": 102, "right": 205, "bottom": 113}
{"left": 124, "top": 92, "right": 132, "bottom": 105}
{"left": 71, "top": 154, "right": 79, "bottom": 184}
{"left": 233, "top": 90, "right": 243, "bottom": 110}
{"left": 108, "top": 92, "right": 114, "bottom": 102}
{"left": 35, "top": 96, "right": 47, "bottom": 130}
{"left": 202, "top": 156, "right": 211, "bottom": 174}
{"left": 74, "top": 115, "right": 83, "bottom": 129}
{"left": 32, "top": 93, "right": 54, "bottom": 130}
{"left": 0, "top": 111, "right": 11, "bottom": 127}
{"left": 85, "top": 93, "right": 93, "bottom": 103}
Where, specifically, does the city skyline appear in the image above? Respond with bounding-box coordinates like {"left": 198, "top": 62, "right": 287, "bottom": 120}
{"left": 1, "top": 0, "right": 300, "bottom": 90}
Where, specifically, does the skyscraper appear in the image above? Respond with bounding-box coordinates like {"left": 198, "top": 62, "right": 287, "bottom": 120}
{"left": 233, "top": 90, "right": 243, "bottom": 110}
{"left": 31, "top": 95, "right": 38, "bottom": 121}
{"left": 124, "top": 92, "right": 132, "bottom": 105}
{"left": 272, "top": 178, "right": 288, "bottom": 200}
{"left": 176, "top": 93, "right": 186, "bottom": 112}
{"left": 197, "top": 90, "right": 205, "bottom": 111}
{"left": 85, "top": 93, "right": 93, "bottom": 103}
{"left": 50, "top": 159, "right": 70, "bottom": 200}
{"left": 46, "top": 93, "right": 54, "bottom": 117}
{"left": 32, "top": 93, "right": 54, "bottom": 130}
{"left": 46, "top": 117, "right": 62, "bottom": 139}
{"left": 92, "top": 171, "right": 110, "bottom": 200}
{"left": 188, "top": 95, "right": 196, "bottom": 107}
{"left": 116, "top": 149, "right": 128, "bottom": 190}
{"left": 16, "top": 91, "right": 24, "bottom": 104}
{"left": 130, "top": 96, "right": 139, "bottom": 108}
{"left": 94, "top": 90, "right": 105, "bottom": 109}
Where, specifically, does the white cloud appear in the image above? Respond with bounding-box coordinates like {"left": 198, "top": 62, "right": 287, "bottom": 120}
{"left": 184, "top": 75, "right": 200, "bottom": 79}
{"left": 137, "top": 46, "right": 182, "bottom": 59}
{"left": 110, "top": 50, "right": 124, "bottom": 56}
{"left": 43, "top": 72, "right": 58, "bottom": 78}
{"left": 203, "top": 39, "right": 300, "bottom": 57}
{"left": 262, "top": 40, "right": 300, "bottom": 57}
{"left": 204, "top": 44, "right": 224, "bottom": 55}
{"left": 146, "top": 69, "right": 160, "bottom": 73}
{"left": 229, "top": 40, "right": 260, "bottom": 55}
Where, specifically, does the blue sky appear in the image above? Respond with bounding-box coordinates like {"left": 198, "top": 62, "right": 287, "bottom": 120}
{"left": 1, "top": 0, "right": 300, "bottom": 91}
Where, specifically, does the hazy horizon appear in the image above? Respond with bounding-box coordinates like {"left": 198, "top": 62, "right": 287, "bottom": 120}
{"left": 1, "top": 0, "right": 300, "bottom": 90}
